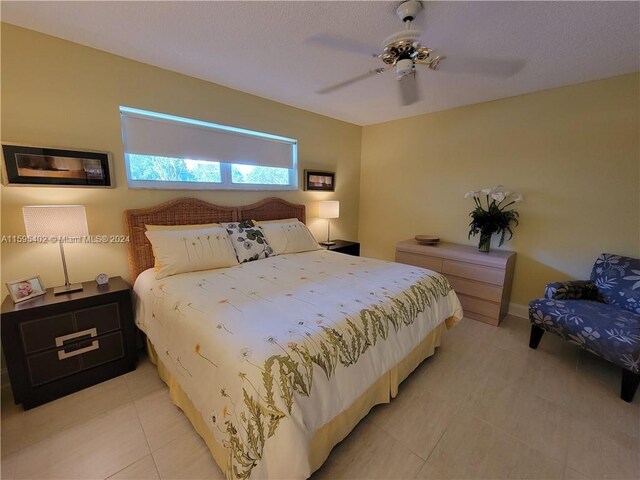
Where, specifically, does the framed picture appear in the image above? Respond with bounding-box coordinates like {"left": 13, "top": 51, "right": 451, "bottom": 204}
{"left": 304, "top": 170, "right": 335, "bottom": 192}
{"left": 1, "top": 143, "right": 113, "bottom": 187}
{"left": 6, "top": 276, "right": 46, "bottom": 304}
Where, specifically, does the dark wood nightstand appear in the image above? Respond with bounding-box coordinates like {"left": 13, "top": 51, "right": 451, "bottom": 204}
{"left": 1, "top": 277, "right": 137, "bottom": 409}
{"left": 324, "top": 239, "right": 360, "bottom": 256}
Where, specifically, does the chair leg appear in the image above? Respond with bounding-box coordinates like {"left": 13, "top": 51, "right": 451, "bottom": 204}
{"left": 529, "top": 325, "right": 544, "bottom": 349}
{"left": 621, "top": 368, "right": 640, "bottom": 403}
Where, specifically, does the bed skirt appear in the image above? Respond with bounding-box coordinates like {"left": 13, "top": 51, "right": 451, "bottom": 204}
{"left": 146, "top": 316, "right": 455, "bottom": 477}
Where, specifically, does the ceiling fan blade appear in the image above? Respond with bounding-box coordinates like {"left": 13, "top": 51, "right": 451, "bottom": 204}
{"left": 306, "top": 33, "right": 379, "bottom": 57}
{"left": 317, "top": 68, "right": 386, "bottom": 95}
{"left": 432, "top": 55, "right": 525, "bottom": 77}
{"left": 398, "top": 72, "right": 420, "bottom": 106}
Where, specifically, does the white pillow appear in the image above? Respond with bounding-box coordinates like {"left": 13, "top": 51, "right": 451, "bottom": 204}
{"left": 260, "top": 220, "right": 321, "bottom": 255}
{"left": 145, "top": 226, "right": 238, "bottom": 279}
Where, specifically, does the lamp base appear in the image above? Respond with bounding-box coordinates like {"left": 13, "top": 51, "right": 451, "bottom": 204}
{"left": 54, "top": 283, "right": 84, "bottom": 295}
{"left": 320, "top": 241, "right": 336, "bottom": 246}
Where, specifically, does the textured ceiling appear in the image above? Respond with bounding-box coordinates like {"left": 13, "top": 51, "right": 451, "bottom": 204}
{"left": 2, "top": 1, "right": 638, "bottom": 125}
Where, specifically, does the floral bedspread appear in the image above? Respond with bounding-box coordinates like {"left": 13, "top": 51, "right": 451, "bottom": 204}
{"left": 134, "top": 250, "right": 463, "bottom": 479}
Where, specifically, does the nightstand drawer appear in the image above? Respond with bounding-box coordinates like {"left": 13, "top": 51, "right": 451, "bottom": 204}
{"left": 75, "top": 303, "right": 120, "bottom": 334}
{"left": 27, "top": 348, "right": 82, "bottom": 387}
{"left": 82, "top": 332, "right": 125, "bottom": 369}
{"left": 20, "top": 313, "right": 75, "bottom": 355}
{"left": 20, "top": 303, "right": 120, "bottom": 355}
{"left": 26, "top": 332, "right": 125, "bottom": 387}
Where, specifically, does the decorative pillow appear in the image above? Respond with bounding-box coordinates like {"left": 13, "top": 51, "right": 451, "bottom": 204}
{"left": 146, "top": 222, "right": 221, "bottom": 231}
{"left": 145, "top": 226, "right": 238, "bottom": 279}
{"left": 591, "top": 253, "right": 640, "bottom": 315}
{"left": 260, "top": 220, "right": 321, "bottom": 255}
{"left": 221, "top": 220, "right": 274, "bottom": 263}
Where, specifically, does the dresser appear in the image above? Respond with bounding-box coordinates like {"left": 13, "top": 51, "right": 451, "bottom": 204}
{"left": 395, "top": 240, "right": 516, "bottom": 326}
{"left": 1, "top": 277, "right": 137, "bottom": 409}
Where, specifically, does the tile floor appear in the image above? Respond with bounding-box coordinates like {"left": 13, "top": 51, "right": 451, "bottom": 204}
{"left": 1, "top": 316, "right": 638, "bottom": 479}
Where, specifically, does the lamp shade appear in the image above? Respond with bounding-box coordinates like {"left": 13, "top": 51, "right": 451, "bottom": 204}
{"left": 318, "top": 201, "right": 339, "bottom": 219}
{"left": 23, "top": 205, "right": 89, "bottom": 238}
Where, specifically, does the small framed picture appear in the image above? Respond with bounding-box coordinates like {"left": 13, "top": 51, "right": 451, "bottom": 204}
{"left": 6, "top": 276, "right": 46, "bottom": 304}
{"left": 304, "top": 170, "right": 335, "bottom": 192}
{"left": 1, "top": 143, "right": 113, "bottom": 187}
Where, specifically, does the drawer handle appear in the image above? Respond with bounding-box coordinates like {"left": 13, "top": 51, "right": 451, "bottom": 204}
{"left": 55, "top": 328, "right": 97, "bottom": 347}
{"left": 57, "top": 340, "right": 100, "bottom": 360}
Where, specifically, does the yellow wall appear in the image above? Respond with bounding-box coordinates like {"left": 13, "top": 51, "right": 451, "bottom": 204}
{"left": 359, "top": 73, "right": 640, "bottom": 306}
{"left": 2, "top": 23, "right": 638, "bottom": 312}
{"left": 0, "top": 24, "right": 362, "bottom": 293}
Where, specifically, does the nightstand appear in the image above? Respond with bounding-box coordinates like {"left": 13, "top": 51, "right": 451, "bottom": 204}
{"left": 1, "top": 277, "right": 137, "bottom": 409}
{"left": 324, "top": 239, "right": 360, "bottom": 256}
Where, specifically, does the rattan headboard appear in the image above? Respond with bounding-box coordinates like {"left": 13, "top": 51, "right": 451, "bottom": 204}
{"left": 124, "top": 197, "right": 306, "bottom": 281}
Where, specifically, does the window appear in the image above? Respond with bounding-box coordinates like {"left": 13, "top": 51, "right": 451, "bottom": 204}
{"left": 120, "top": 107, "right": 297, "bottom": 190}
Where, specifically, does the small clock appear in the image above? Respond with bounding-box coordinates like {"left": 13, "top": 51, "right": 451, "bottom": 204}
{"left": 95, "top": 273, "right": 109, "bottom": 286}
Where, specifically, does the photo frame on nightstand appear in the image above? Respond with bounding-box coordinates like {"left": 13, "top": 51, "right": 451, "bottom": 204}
{"left": 6, "top": 276, "right": 46, "bottom": 304}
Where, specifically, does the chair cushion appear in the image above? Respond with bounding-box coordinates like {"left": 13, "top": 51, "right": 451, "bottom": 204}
{"left": 529, "top": 298, "right": 640, "bottom": 373}
{"left": 591, "top": 253, "right": 640, "bottom": 315}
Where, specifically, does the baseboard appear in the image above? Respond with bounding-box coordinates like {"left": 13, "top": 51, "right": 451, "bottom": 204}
{"left": 508, "top": 302, "right": 529, "bottom": 319}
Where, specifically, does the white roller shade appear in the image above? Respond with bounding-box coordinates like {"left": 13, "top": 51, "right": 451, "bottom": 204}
{"left": 120, "top": 107, "right": 296, "bottom": 169}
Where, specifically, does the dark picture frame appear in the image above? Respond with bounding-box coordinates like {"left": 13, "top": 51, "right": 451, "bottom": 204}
{"left": 2, "top": 144, "right": 113, "bottom": 187}
{"left": 304, "top": 170, "right": 335, "bottom": 192}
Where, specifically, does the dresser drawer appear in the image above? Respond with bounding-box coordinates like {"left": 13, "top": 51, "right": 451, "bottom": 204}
{"left": 457, "top": 293, "right": 501, "bottom": 319}
{"left": 395, "top": 251, "right": 443, "bottom": 272}
{"left": 442, "top": 260, "right": 505, "bottom": 286}
{"left": 464, "top": 310, "right": 500, "bottom": 326}
{"left": 26, "top": 332, "right": 125, "bottom": 387}
{"left": 20, "top": 303, "right": 120, "bottom": 355}
{"left": 445, "top": 275, "right": 503, "bottom": 303}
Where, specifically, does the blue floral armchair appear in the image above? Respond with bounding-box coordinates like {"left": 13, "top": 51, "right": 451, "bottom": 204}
{"left": 528, "top": 253, "right": 640, "bottom": 402}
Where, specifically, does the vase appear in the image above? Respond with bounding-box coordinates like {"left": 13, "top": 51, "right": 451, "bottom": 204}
{"left": 478, "top": 231, "right": 492, "bottom": 252}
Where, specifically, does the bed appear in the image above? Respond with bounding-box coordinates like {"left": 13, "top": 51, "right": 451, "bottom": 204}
{"left": 125, "top": 197, "right": 463, "bottom": 479}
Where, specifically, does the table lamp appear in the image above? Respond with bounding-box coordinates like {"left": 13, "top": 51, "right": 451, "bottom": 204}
{"left": 23, "top": 205, "right": 89, "bottom": 295}
{"left": 318, "top": 200, "right": 339, "bottom": 246}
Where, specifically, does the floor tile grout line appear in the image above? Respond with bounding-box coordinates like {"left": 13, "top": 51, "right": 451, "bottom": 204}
{"left": 370, "top": 414, "right": 431, "bottom": 462}
{"left": 1, "top": 389, "right": 137, "bottom": 471}
{"left": 131, "top": 391, "right": 156, "bottom": 456}
{"left": 128, "top": 392, "right": 162, "bottom": 479}
{"left": 422, "top": 419, "right": 450, "bottom": 464}
{"left": 469, "top": 412, "right": 568, "bottom": 469}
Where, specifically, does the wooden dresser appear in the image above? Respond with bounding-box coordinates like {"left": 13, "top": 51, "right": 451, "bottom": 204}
{"left": 395, "top": 240, "right": 516, "bottom": 326}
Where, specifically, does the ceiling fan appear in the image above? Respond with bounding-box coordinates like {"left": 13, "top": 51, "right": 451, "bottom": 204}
{"left": 315, "top": 0, "right": 437, "bottom": 105}
{"left": 314, "top": 0, "right": 524, "bottom": 106}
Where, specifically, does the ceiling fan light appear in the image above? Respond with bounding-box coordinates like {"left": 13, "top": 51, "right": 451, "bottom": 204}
{"left": 381, "top": 52, "right": 397, "bottom": 65}
{"left": 396, "top": 58, "right": 414, "bottom": 78}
